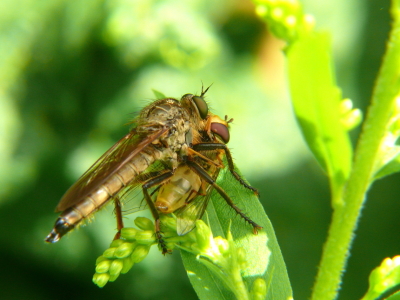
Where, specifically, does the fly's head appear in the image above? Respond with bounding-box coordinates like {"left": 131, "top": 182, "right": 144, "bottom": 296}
{"left": 180, "top": 93, "right": 209, "bottom": 120}
{"left": 207, "top": 114, "right": 231, "bottom": 144}
{"left": 180, "top": 85, "right": 210, "bottom": 123}
{"left": 180, "top": 86, "right": 212, "bottom": 148}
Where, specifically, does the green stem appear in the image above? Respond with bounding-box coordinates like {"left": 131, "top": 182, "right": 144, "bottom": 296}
{"left": 312, "top": 1, "right": 400, "bottom": 299}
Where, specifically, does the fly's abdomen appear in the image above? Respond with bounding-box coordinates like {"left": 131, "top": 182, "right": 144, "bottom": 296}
{"left": 45, "top": 185, "right": 115, "bottom": 243}
{"left": 45, "top": 150, "right": 157, "bottom": 243}
{"left": 155, "top": 165, "right": 201, "bottom": 214}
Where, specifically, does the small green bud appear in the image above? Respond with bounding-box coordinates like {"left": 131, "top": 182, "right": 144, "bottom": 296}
{"left": 110, "top": 239, "right": 124, "bottom": 248}
{"left": 120, "top": 227, "right": 138, "bottom": 241}
{"left": 340, "top": 98, "right": 362, "bottom": 130}
{"left": 109, "top": 259, "right": 124, "bottom": 276}
{"left": 115, "top": 242, "right": 136, "bottom": 258}
{"left": 96, "top": 259, "right": 111, "bottom": 273}
{"left": 134, "top": 217, "right": 154, "bottom": 231}
{"left": 132, "top": 245, "right": 151, "bottom": 263}
{"left": 160, "top": 215, "right": 177, "bottom": 230}
{"left": 93, "top": 273, "right": 110, "bottom": 288}
{"left": 135, "top": 230, "right": 156, "bottom": 244}
{"left": 103, "top": 247, "right": 116, "bottom": 259}
{"left": 121, "top": 256, "right": 135, "bottom": 274}
{"left": 108, "top": 273, "right": 120, "bottom": 282}
{"left": 195, "top": 220, "right": 212, "bottom": 252}
{"left": 96, "top": 255, "right": 108, "bottom": 265}
{"left": 251, "top": 278, "right": 267, "bottom": 300}
{"left": 341, "top": 109, "right": 363, "bottom": 131}
{"left": 339, "top": 98, "right": 353, "bottom": 114}
{"left": 214, "top": 237, "right": 230, "bottom": 255}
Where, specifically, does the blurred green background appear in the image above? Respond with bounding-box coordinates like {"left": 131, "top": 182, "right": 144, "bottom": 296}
{"left": 0, "top": 0, "right": 398, "bottom": 299}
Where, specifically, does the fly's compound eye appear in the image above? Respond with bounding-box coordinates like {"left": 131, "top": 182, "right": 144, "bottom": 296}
{"left": 211, "top": 122, "right": 230, "bottom": 144}
{"left": 192, "top": 96, "right": 208, "bottom": 119}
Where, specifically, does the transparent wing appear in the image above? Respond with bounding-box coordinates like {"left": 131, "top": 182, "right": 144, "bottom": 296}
{"left": 174, "top": 185, "right": 214, "bottom": 236}
{"left": 56, "top": 128, "right": 168, "bottom": 211}
{"left": 175, "top": 162, "right": 222, "bottom": 235}
{"left": 118, "top": 161, "right": 167, "bottom": 215}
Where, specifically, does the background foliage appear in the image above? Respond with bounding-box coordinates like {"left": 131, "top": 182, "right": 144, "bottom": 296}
{"left": 0, "top": 0, "right": 397, "bottom": 299}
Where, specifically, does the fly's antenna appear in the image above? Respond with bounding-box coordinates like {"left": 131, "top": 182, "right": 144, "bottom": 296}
{"left": 200, "top": 82, "right": 213, "bottom": 97}
{"left": 225, "top": 115, "right": 234, "bottom": 124}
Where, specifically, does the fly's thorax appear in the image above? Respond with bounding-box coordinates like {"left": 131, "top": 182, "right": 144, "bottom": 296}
{"left": 159, "top": 148, "right": 179, "bottom": 170}
{"left": 155, "top": 165, "right": 201, "bottom": 214}
{"left": 164, "top": 116, "right": 191, "bottom": 153}
{"left": 136, "top": 98, "right": 192, "bottom": 153}
{"left": 138, "top": 98, "right": 187, "bottom": 130}
{"left": 139, "top": 98, "right": 179, "bottom": 119}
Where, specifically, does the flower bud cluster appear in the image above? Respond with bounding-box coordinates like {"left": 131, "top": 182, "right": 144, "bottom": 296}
{"left": 183, "top": 220, "right": 267, "bottom": 300}
{"left": 93, "top": 217, "right": 156, "bottom": 287}
{"left": 253, "top": 0, "right": 314, "bottom": 42}
{"left": 93, "top": 216, "right": 267, "bottom": 297}
{"left": 363, "top": 256, "right": 400, "bottom": 300}
{"left": 93, "top": 216, "right": 197, "bottom": 287}
{"left": 250, "top": 278, "right": 268, "bottom": 300}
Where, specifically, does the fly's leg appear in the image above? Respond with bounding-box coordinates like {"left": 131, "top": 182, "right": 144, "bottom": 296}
{"left": 192, "top": 143, "right": 259, "bottom": 196}
{"left": 113, "top": 198, "right": 124, "bottom": 240}
{"left": 142, "top": 171, "right": 174, "bottom": 254}
{"left": 187, "top": 147, "right": 223, "bottom": 168}
{"left": 186, "top": 160, "right": 262, "bottom": 233}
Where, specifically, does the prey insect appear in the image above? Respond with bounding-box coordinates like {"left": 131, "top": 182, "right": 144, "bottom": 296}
{"left": 45, "top": 87, "right": 261, "bottom": 253}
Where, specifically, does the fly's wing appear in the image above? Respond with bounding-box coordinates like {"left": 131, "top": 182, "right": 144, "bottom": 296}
{"left": 174, "top": 188, "right": 213, "bottom": 236}
{"left": 56, "top": 128, "right": 169, "bottom": 212}
{"left": 118, "top": 161, "right": 167, "bottom": 215}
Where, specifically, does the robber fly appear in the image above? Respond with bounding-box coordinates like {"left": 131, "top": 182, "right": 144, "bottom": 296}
{"left": 45, "top": 87, "right": 261, "bottom": 253}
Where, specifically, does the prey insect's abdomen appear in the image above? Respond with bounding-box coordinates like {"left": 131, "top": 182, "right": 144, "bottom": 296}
{"left": 45, "top": 150, "right": 157, "bottom": 243}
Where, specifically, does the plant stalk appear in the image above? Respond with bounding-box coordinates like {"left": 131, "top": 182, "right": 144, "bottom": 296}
{"left": 311, "top": 1, "right": 400, "bottom": 299}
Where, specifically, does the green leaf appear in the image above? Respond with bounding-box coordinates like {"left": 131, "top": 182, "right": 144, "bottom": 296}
{"left": 287, "top": 32, "right": 353, "bottom": 202}
{"left": 152, "top": 89, "right": 167, "bottom": 99}
{"left": 361, "top": 256, "right": 400, "bottom": 300}
{"left": 374, "top": 150, "right": 400, "bottom": 180}
{"left": 181, "top": 163, "right": 293, "bottom": 300}
{"left": 386, "top": 291, "right": 400, "bottom": 300}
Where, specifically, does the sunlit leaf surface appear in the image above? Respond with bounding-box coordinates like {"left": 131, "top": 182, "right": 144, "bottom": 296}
{"left": 181, "top": 162, "right": 292, "bottom": 300}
